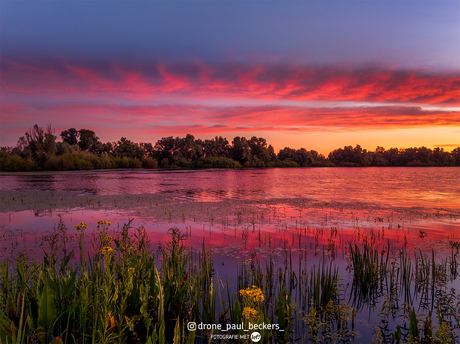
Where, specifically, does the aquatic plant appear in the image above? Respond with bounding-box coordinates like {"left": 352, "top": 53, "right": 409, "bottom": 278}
{"left": 1, "top": 217, "right": 460, "bottom": 343}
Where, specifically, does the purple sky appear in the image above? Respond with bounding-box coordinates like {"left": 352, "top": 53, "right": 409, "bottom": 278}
{"left": 1, "top": 1, "right": 459, "bottom": 153}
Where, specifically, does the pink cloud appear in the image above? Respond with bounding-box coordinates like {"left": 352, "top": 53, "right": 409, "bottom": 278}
{"left": 2, "top": 102, "right": 458, "bottom": 136}
{"left": 2, "top": 57, "right": 459, "bottom": 105}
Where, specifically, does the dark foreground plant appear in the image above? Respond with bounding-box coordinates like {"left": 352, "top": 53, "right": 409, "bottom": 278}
{"left": 1, "top": 221, "right": 459, "bottom": 344}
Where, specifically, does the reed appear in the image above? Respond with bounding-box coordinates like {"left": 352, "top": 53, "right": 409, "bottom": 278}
{"left": 1, "top": 219, "right": 459, "bottom": 343}
{"left": 349, "top": 242, "right": 388, "bottom": 288}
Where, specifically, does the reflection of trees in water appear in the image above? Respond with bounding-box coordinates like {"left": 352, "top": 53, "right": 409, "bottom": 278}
{"left": 33, "top": 209, "right": 53, "bottom": 217}
{"left": 15, "top": 174, "right": 100, "bottom": 194}
{"left": 16, "top": 174, "right": 56, "bottom": 191}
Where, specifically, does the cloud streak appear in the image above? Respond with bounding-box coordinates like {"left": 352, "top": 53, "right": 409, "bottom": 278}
{"left": 2, "top": 102, "right": 458, "bottom": 136}
{"left": 2, "top": 57, "right": 459, "bottom": 105}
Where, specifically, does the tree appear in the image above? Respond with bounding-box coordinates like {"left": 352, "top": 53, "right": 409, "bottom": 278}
{"left": 154, "top": 136, "right": 175, "bottom": 161}
{"left": 248, "top": 136, "right": 270, "bottom": 165}
{"left": 278, "top": 147, "right": 296, "bottom": 161}
{"left": 451, "top": 147, "right": 460, "bottom": 166}
{"left": 20, "top": 124, "right": 56, "bottom": 166}
{"left": 60, "top": 128, "right": 79, "bottom": 145}
{"left": 384, "top": 148, "right": 399, "bottom": 166}
{"left": 179, "top": 134, "right": 201, "bottom": 161}
{"left": 268, "top": 145, "right": 277, "bottom": 161}
{"left": 113, "top": 137, "right": 144, "bottom": 159}
{"left": 231, "top": 137, "right": 251, "bottom": 164}
{"left": 328, "top": 145, "right": 369, "bottom": 166}
{"left": 56, "top": 142, "right": 80, "bottom": 156}
{"left": 142, "top": 142, "right": 155, "bottom": 157}
{"left": 310, "top": 150, "right": 325, "bottom": 161}
{"left": 372, "top": 147, "right": 388, "bottom": 166}
{"left": 102, "top": 142, "right": 114, "bottom": 154}
{"left": 203, "top": 136, "right": 230, "bottom": 158}
{"left": 78, "top": 129, "right": 100, "bottom": 152}
{"left": 293, "top": 148, "right": 313, "bottom": 167}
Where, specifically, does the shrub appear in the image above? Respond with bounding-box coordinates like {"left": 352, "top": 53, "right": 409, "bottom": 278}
{"left": 193, "top": 157, "right": 241, "bottom": 169}
{"left": 113, "top": 156, "right": 142, "bottom": 168}
{"left": 160, "top": 158, "right": 170, "bottom": 168}
{"left": 312, "top": 160, "right": 336, "bottom": 167}
{"left": 0, "top": 153, "right": 37, "bottom": 171}
{"left": 129, "top": 158, "right": 142, "bottom": 168}
{"left": 44, "top": 155, "right": 75, "bottom": 171}
{"left": 142, "top": 157, "right": 158, "bottom": 169}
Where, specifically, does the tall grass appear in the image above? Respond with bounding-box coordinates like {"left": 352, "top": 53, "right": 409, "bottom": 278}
{"left": 0, "top": 220, "right": 459, "bottom": 343}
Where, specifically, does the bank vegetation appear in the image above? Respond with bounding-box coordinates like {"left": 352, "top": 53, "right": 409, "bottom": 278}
{"left": 1, "top": 125, "right": 459, "bottom": 172}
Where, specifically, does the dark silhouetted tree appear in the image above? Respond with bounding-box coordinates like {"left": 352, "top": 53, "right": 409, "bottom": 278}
{"left": 60, "top": 128, "right": 79, "bottom": 145}
{"left": 278, "top": 147, "right": 296, "bottom": 161}
{"left": 203, "top": 136, "right": 230, "bottom": 158}
{"left": 294, "top": 148, "right": 313, "bottom": 167}
{"left": 78, "top": 129, "right": 100, "bottom": 152}
{"left": 232, "top": 137, "right": 251, "bottom": 164}
{"left": 154, "top": 136, "right": 178, "bottom": 163}
{"left": 451, "top": 147, "right": 460, "bottom": 166}
{"left": 248, "top": 136, "right": 270, "bottom": 165}
{"left": 113, "top": 137, "right": 144, "bottom": 159}
{"left": 19, "top": 124, "right": 56, "bottom": 166}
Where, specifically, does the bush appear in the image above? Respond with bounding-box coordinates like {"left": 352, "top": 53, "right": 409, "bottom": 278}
{"left": 0, "top": 153, "right": 37, "bottom": 171}
{"left": 56, "top": 142, "right": 80, "bottom": 156}
{"left": 312, "top": 160, "right": 336, "bottom": 167}
{"left": 142, "top": 157, "right": 158, "bottom": 169}
{"left": 406, "top": 160, "right": 437, "bottom": 167}
{"left": 160, "top": 158, "right": 170, "bottom": 168}
{"left": 171, "top": 158, "right": 192, "bottom": 169}
{"left": 44, "top": 155, "right": 75, "bottom": 171}
{"left": 193, "top": 157, "right": 241, "bottom": 169}
{"left": 129, "top": 158, "right": 142, "bottom": 168}
{"left": 44, "top": 152, "right": 118, "bottom": 171}
{"left": 268, "top": 159, "right": 299, "bottom": 168}
{"left": 113, "top": 157, "right": 142, "bottom": 168}
{"left": 338, "top": 161, "right": 361, "bottom": 167}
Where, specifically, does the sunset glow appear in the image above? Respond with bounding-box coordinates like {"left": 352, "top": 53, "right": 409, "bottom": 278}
{"left": 1, "top": 1, "right": 459, "bottom": 154}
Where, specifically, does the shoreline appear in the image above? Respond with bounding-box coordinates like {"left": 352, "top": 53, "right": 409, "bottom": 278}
{"left": 1, "top": 164, "right": 459, "bottom": 176}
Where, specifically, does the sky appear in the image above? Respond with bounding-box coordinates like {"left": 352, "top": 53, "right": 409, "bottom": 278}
{"left": 1, "top": 1, "right": 459, "bottom": 155}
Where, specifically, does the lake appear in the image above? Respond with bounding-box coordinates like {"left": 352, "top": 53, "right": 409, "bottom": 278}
{"left": 1, "top": 167, "right": 459, "bottom": 208}
{"left": 1, "top": 167, "right": 459, "bottom": 343}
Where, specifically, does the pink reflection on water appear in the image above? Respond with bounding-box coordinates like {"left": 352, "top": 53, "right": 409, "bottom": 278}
{"left": 1, "top": 205, "right": 459, "bottom": 264}
{"left": 2, "top": 168, "right": 460, "bottom": 210}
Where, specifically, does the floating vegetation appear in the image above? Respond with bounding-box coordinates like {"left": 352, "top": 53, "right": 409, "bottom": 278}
{"left": 0, "top": 214, "right": 459, "bottom": 343}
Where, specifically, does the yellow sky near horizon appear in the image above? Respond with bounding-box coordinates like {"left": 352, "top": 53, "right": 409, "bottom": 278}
{"left": 236, "top": 126, "right": 460, "bottom": 155}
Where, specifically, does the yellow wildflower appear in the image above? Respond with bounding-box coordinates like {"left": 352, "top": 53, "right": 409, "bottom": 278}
{"left": 98, "top": 220, "right": 111, "bottom": 226}
{"left": 239, "top": 285, "right": 264, "bottom": 303}
{"left": 242, "top": 307, "right": 259, "bottom": 320}
{"left": 75, "top": 222, "right": 88, "bottom": 230}
{"left": 103, "top": 236, "right": 114, "bottom": 244}
{"left": 128, "top": 267, "right": 135, "bottom": 274}
{"left": 100, "top": 247, "right": 115, "bottom": 255}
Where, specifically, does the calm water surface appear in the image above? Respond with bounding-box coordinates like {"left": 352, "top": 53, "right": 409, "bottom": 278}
{"left": 1, "top": 168, "right": 460, "bottom": 343}
{"left": 1, "top": 167, "right": 459, "bottom": 211}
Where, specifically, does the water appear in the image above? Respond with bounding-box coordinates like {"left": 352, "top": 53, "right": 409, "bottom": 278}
{"left": 1, "top": 167, "right": 459, "bottom": 343}
{"left": 1, "top": 167, "right": 459, "bottom": 210}
{"left": 1, "top": 167, "right": 459, "bottom": 273}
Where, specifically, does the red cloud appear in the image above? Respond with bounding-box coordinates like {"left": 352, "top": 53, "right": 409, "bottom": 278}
{"left": 1, "top": 57, "right": 459, "bottom": 105}
{"left": 1, "top": 102, "right": 458, "bottom": 137}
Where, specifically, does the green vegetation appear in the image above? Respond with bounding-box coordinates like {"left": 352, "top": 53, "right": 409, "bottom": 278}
{"left": 0, "top": 218, "right": 459, "bottom": 343}
{"left": 1, "top": 124, "right": 459, "bottom": 172}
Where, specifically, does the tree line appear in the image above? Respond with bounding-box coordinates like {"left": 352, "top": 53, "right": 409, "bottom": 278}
{"left": 0, "top": 124, "right": 459, "bottom": 172}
